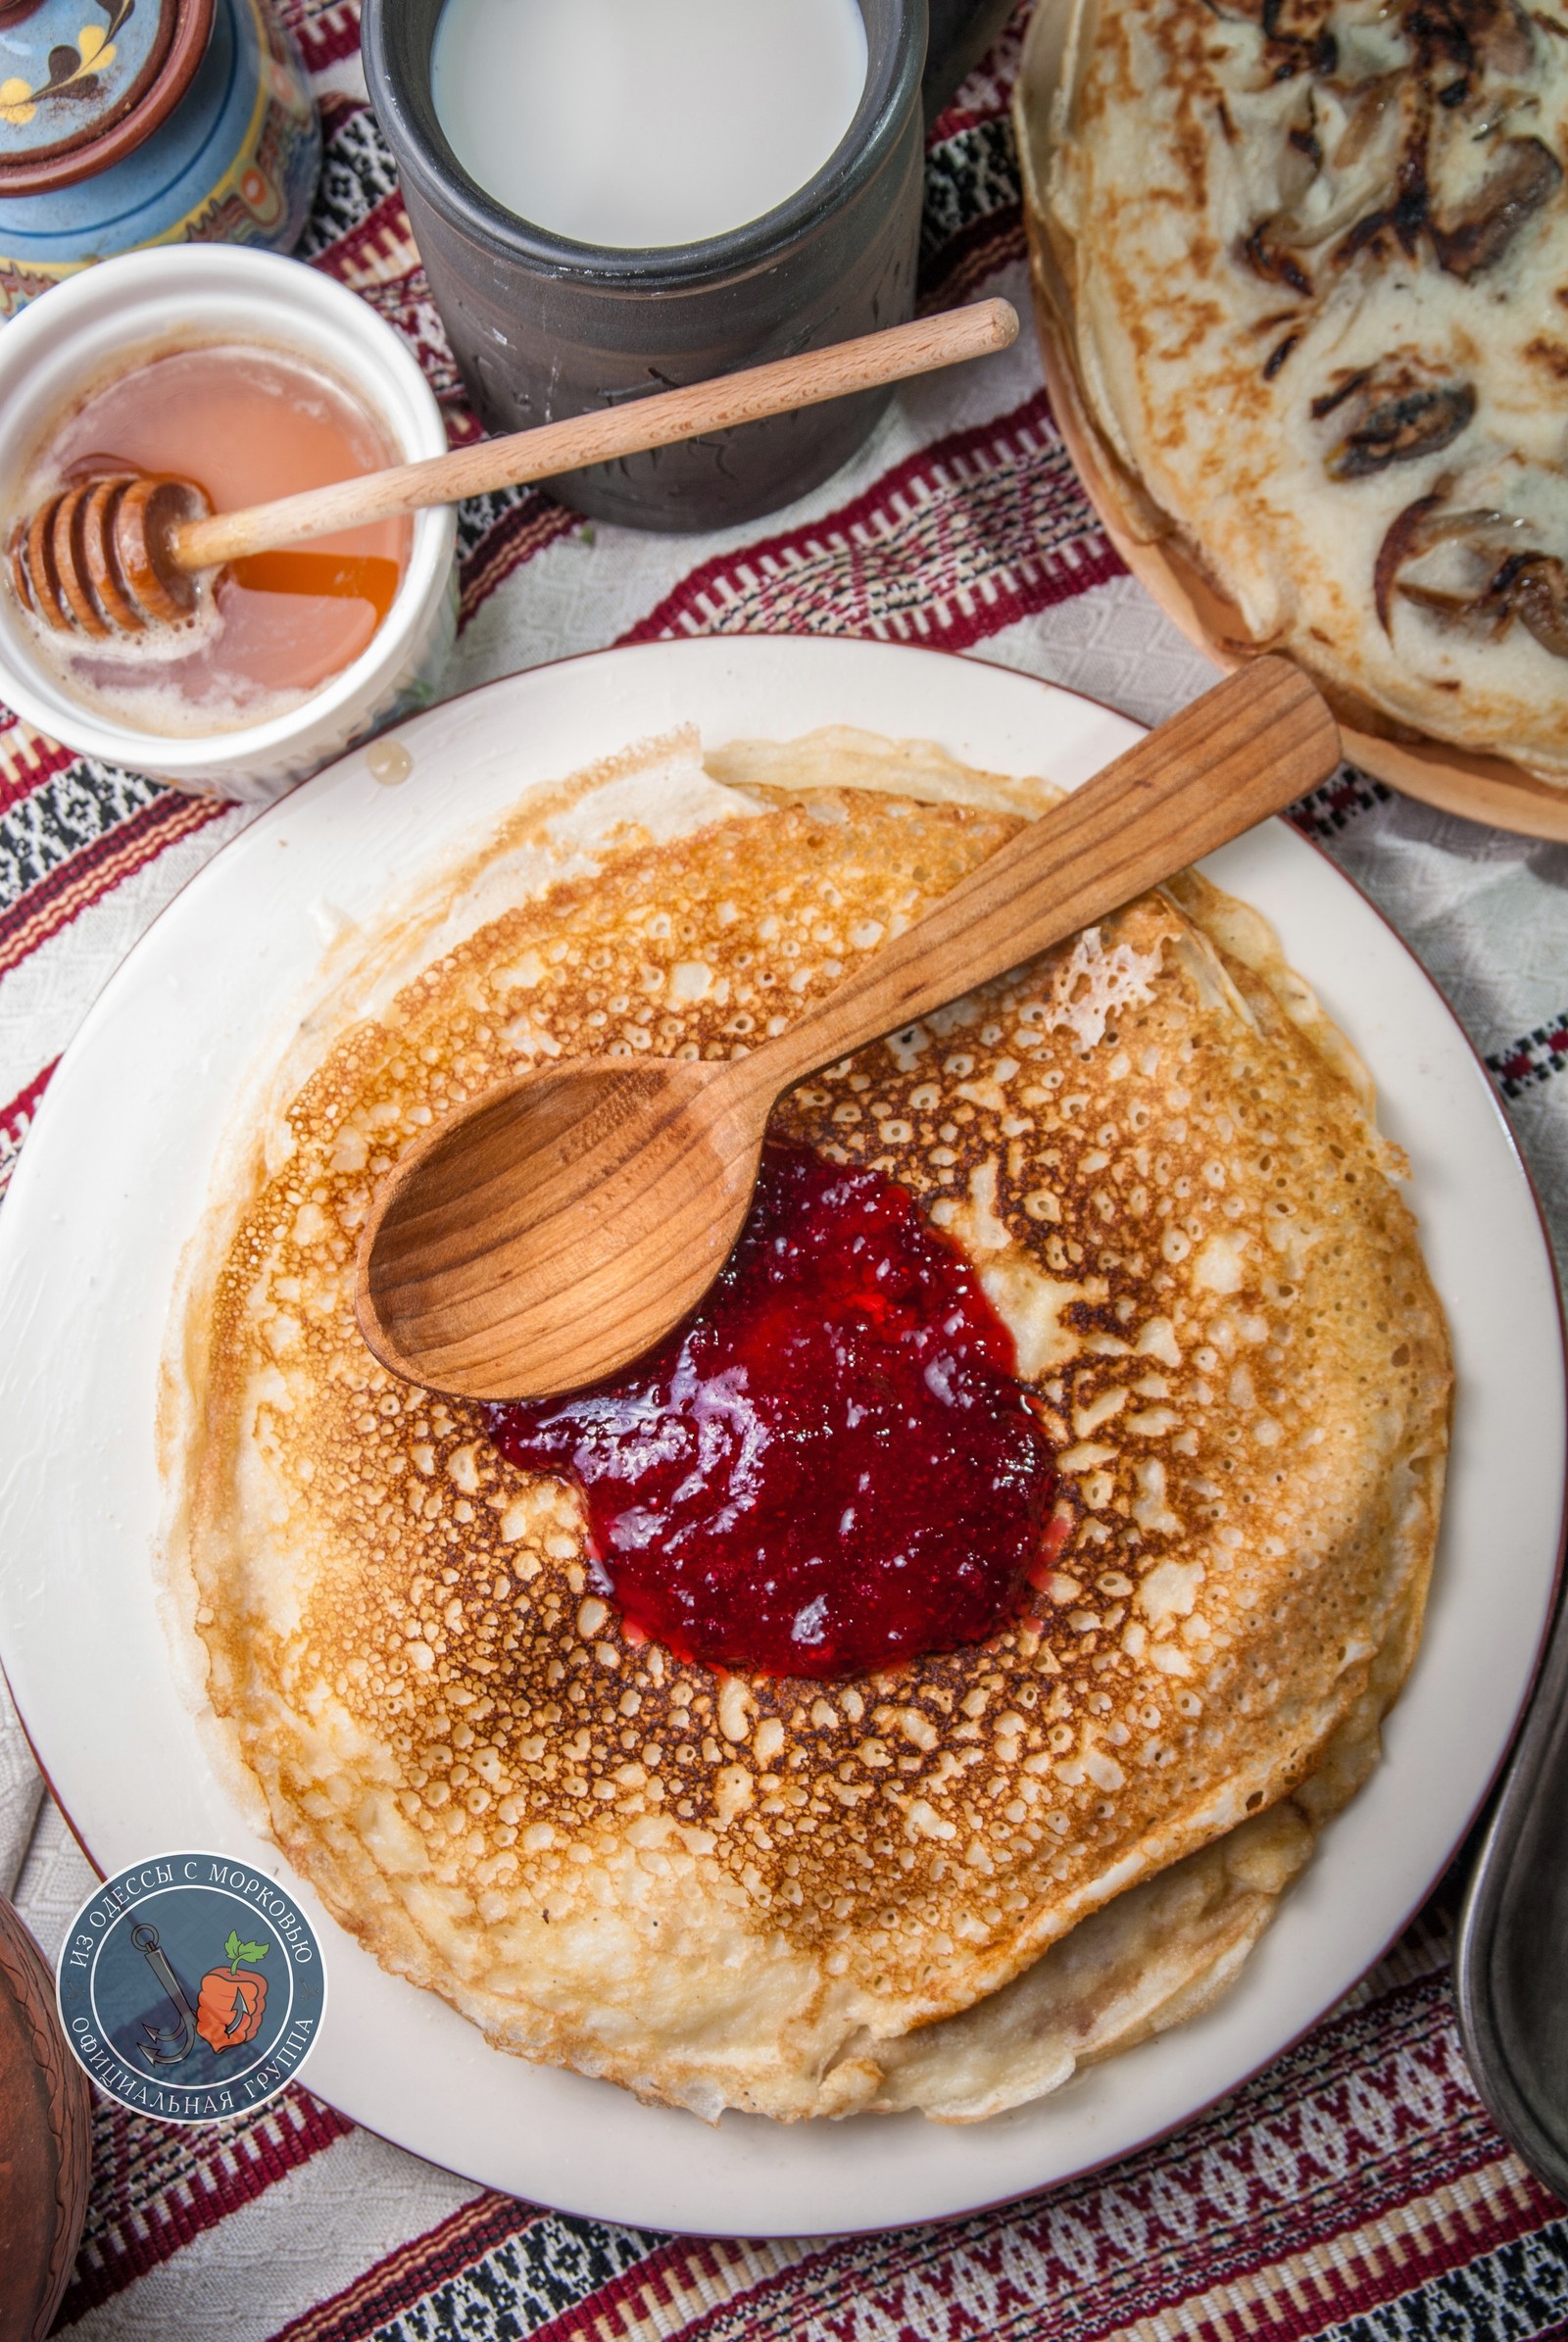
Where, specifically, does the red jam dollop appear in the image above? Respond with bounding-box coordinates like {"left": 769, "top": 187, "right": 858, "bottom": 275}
{"left": 487, "top": 1143, "right": 1058, "bottom": 1679}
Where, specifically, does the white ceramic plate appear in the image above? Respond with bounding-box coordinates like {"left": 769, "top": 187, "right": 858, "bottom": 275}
{"left": 0, "top": 638, "right": 1561, "bottom": 2236}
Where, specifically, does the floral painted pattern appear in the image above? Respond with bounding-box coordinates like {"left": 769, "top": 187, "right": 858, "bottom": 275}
{"left": 0, "top": 0, "right": 134, "bottom": 126}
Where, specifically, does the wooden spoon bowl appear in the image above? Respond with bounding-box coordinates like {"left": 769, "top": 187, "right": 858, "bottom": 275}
{"left": 357, "top": 658, "right": 1343, "bottom": 1403}
{"left": 363, "top": 1057, "right": 763, "bottom": 1396}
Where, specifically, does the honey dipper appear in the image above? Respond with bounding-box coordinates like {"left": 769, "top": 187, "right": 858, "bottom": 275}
{"left": 11, "top": 300, "right": 1017, "bottom": 637}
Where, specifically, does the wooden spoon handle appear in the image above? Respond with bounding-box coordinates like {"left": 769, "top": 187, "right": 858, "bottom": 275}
{"left": 750, "top": 659, "right": 1340, "bottom": 1098}
{"left": 170, "top": 299, "right": 1019, "bottom": 572}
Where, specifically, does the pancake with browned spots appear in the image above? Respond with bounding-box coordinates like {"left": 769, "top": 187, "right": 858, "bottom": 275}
{"left": 166, "top": 726, "right": 1449, "bottom": 2122}
{"left": 1025, "top": 0, "right": 1568, "bottom": 773}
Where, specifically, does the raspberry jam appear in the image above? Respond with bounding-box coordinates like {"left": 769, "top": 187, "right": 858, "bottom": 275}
{"left": 487, "top": 1143, "right": 1057, "bottom": 1679}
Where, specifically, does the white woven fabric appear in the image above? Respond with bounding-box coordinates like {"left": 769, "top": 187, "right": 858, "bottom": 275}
{"left": 0, "top": 47, "right": 1561, "bottom": 2326}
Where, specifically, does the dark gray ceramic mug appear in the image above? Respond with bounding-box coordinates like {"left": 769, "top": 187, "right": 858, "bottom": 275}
{"left": 364, "top": 0, "right": 929, "bottom": 534}
{"left": 925, "top": 0, "right": 1016, "bottom": 118}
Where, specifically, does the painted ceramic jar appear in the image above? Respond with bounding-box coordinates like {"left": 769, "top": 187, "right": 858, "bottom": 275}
{"left": 0, "top": 0, "right": 319, "bottom": 317}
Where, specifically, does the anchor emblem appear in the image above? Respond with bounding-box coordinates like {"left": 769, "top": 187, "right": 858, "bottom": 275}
{"left": 57, "top": 1854, "right": 321, "bottom": 2127}
{"left": 130, "top": 1922, "right": 199, "bottom": 2067}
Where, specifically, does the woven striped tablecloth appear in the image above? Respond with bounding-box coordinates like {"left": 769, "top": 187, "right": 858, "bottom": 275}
{"left": 2, "top": 6, "right": 1566, "bottom": 2335}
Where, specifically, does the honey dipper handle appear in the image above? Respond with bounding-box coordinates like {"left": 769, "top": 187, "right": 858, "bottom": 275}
{"left": 170, "top": 300, "right": 1020, "bottom": 571}
{"left": 746, "top": 660, "right": 1342, "bottom": 1098}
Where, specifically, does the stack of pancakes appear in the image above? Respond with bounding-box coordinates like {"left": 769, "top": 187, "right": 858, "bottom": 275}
{"left": 168, "top": 728, "right": 1449, "bottom": 2122}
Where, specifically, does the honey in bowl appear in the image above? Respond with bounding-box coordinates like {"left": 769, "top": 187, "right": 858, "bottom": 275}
{"left": 15, "top": 341, "right": 410, "bottom": 737}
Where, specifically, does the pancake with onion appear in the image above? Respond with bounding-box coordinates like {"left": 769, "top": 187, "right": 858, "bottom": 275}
{"left": 1027, "top": 0, "right": 1568, "bottom": 774}
{"left": 166, "top": 726, "right": 1449, "bottom": 2122}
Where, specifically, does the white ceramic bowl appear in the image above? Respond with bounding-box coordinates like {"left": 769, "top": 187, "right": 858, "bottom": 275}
{"left": 0, "top": 245, "right": 458, "bottom": 804}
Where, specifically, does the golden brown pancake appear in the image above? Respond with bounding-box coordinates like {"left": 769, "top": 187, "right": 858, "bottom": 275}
{"left": 166, "top": 728, "right": 1449, "bottom": 2122}
{"left": 1027, "top": 0, "right": 1568, "bottom": 773}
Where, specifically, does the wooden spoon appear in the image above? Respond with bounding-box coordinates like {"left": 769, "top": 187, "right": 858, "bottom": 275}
{"left": 11, "top": 299, "right": 1018, "bottom": 635}
{"left": 355, "top": 658, "right": 1341, "bottom": 1403}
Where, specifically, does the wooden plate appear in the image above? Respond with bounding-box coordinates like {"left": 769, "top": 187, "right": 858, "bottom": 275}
{"left": 0, "top": 1895, "right": 91, "bottom": 2340}
{"left": 1010, "top": 2, "right": 1568, "bottom": 844}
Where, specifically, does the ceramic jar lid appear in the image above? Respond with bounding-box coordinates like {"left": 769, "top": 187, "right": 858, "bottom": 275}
{"left": 0, "top": 0, "right": 215, "bottom": 194}
{"left": 0, "top": 1895, "right": 91, "bottom": 2340}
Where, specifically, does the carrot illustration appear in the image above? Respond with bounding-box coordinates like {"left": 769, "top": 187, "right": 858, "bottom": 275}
{"left": 196, "top": 1928, "right": 269, "bottom": 2051}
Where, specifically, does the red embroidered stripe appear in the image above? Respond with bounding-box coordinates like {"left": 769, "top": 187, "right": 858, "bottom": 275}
{"left": 0, "top": 1053, "right": 58, "bottom": 1200}
{"left": 0, "top": 789, "right": 227, "bottom": 984}
{"left": 57, "top": 2089, "right": 354, "bottom": 2326}
{"left": 929, "top": 15, "right": 1031, "bottom": 141}
{"left": 1489, "top": 1011, "right": 1568, "bottom": 1099}
{"left": 1290, "top": 766, "right": 1391, "bottom": 842}
{"left": 620, "top": 388, "right": 1123, "bottom": 653}
{"left": 268, "top": 2195, "right": 545, "bottom": 2342}
{"left": 308, "top": 186, "right": 419, "bottom": 295}
{"left": 287, "top": 0, "right": 363, "bottom": 75}
{"left": 531, "top": 2237, "right": 761, "bottom": 2342}
{"left": 582, "top": 2162, "right": 1551, "bottom": 2342}
{"left": 461, "top": 499, "right": 579, "bottom": 628}
{"left": 921, "top": 204, "right": 1026, "bottom": 310}
{"left": 0, "top": 1056, "right": 55, "bottom": 1147}
{"left": 1171, "top": 2160, "right": 1559, "bottom": 2342}
{"left": 564, "top": 1983, "right": 1508, "bottom": 2342}
{"left": 522, "top": 2145, "right": 1556, "bottom": 2342}
{"left": 0, "top": 726, "right": 79, "bottom": 823}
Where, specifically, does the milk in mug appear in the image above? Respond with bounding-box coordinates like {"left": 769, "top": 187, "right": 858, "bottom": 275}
{"left": 431, "top": 0, "right": 870, "bottom": 249}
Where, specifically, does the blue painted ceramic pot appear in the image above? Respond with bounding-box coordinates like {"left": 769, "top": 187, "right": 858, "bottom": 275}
{"left": 0, "top": 0, "right": 319, "bottom": 317}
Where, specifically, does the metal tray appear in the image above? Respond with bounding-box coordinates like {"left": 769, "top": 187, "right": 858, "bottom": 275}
{"left": 1455, "top": 1572, "right": 1568, "bottom": 2206}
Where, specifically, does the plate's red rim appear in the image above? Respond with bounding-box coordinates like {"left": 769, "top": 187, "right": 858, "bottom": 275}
{"left": 2, "top": 633, "right": 1563, "bottom": 2239}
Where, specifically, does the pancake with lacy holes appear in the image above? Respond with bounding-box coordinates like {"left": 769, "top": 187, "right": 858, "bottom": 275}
{"left": 1031, "top": 0, "right": 1568, "bottom": 774}
{"left": 167, "top": 726, "right": 1449, "bottom": 2123}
